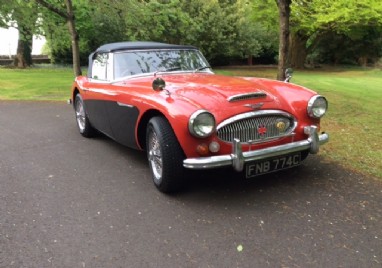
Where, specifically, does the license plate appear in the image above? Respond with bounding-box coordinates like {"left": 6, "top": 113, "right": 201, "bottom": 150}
{"left": 246, "top": 152, "right": 301, "bottom": 178}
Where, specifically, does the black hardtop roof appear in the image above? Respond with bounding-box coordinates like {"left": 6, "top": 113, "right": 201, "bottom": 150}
{"left": 95, "top": 41, "right": 197, "bottom": 53}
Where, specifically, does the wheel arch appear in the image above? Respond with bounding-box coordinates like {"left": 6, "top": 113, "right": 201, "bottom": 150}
{"left": 137, "top": 109, "right": 166, "bottom": 150}
{"left": 72, "top": 88, "right": 80, "bottom": 108}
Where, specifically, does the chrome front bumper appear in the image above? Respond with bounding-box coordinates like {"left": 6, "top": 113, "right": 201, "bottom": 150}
{"left": 183, "top": 125, "right": 329, "bottom": 172}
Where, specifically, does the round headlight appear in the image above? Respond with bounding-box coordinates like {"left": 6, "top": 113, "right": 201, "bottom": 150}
{"left": 307, "top": 95, "right": 328, "bottom": 118}
{"left": 189, "top": 110, "right": 216, "bottom": 138}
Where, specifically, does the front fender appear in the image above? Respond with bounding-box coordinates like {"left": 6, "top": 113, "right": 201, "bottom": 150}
{"left": 243, "top": 77, "right": 318, "bottom": 122}
{"left": 134, "top": 92, "right": 209, "bottom": 157}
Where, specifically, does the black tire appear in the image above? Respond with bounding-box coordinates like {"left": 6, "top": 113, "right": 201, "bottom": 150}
{"left": 74, "top": 94, "right": 95, "bottom": 137}
{"left": 146, "top": 116, "right": 185, "bottom": 193}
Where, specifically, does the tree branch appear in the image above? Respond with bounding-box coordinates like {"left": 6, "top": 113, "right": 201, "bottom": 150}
{"left": 34, "top": 0, "right": 68, "bottom": 19}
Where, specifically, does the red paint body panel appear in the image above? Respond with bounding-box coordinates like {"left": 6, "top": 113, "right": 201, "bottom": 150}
{"left": 71, "top": 72, "right": 321, "bottom": 158}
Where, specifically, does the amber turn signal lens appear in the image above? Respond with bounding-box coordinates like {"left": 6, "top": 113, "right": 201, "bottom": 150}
{"left": 196, "top": 144, "right": 209, "bottom": 155}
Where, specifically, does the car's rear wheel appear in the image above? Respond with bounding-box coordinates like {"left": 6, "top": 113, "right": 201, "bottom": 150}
{"left": 74, "top": 94, "right": 95, "bottom": 137}
{"left": 146, "top": 116, "right": 185, "bottom": 193}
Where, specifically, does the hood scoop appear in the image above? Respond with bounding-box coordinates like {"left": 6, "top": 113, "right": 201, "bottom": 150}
{"left": 227, "top": 92, "right": 267, "bottom": 102}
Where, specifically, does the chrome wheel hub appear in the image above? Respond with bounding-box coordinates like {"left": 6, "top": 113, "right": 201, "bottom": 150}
{"left": 148, "top": 131, "right": 162, "bottom": 182}
{"left": 75, "top": 100, "right": 86, "bottom": 132}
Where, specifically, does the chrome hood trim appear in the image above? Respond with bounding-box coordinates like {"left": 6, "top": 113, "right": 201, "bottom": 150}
{"left": 227, "top": 92, "right": 267, "bottom": 102}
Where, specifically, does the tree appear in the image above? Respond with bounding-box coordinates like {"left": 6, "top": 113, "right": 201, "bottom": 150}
{"left": 0, "top": 0, "right": 38, "bottom": 67}
{"left": 41, "top": 0, "right": 127, "bottom": 66}
{"left": 36, "top": 0, "right": 277, "bottom": 67}
{"left": 100, "top": 0, "right": 271, "bottom": 64}
{"left": 249, "top": 0, "right": 279, "bottom": 64}
{"left": 308, "top": 25, "right": 382, "bottom": 66}
{"left": 35, "top": 0, "right": 82, "bottom": 76}
{"left": 290, "top": 0, "right": 382, "bottom": 68}
{"left": 275, "top": 0, "right": 291, "bottom": 81}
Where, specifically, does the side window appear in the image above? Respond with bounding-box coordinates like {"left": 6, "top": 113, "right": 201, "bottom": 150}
{"left": 92, "top": 53, "right": 108, "bottom": 80}
{"left": 114, "top": 53, "right": 128, "bottom": 79}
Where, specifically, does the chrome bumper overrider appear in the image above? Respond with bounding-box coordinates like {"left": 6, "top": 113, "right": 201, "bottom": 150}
{"left": 183, "top": 125, "right": 329, "bottom": 172}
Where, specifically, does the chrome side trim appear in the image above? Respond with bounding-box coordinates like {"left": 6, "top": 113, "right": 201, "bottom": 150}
{"left": 117, "top": 102, "right": 134, "bottom": 108}
{"left": 183, "top": 125, "right": 329, "bottom": 172}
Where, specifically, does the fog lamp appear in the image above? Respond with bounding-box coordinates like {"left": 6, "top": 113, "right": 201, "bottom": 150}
{"left": 209, "top": 141, "right": 220, "bottom": 153}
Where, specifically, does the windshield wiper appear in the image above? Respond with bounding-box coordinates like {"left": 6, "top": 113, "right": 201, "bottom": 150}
{"left": 165, "top": 67, "right": 182, "bottom": 72}
{"left": 161, "top": 66, "right": 182, "bottom": 72}
{"left": 154, "top": 67, "right": 182, "bottom": 76}
{"left": 194, "top": 66, "right": 211, "bottom": 72}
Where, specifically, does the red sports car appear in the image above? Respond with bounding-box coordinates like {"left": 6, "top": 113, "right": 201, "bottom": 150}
{"left": 70, "top": 41, "right": 329, "bottom": 193}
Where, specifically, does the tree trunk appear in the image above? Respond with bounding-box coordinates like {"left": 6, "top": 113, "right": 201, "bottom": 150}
{"left": 247, "top": 55, "right": 253, "bottom": 65}
{"left": 65, "top": 0, "right": 82, "bottom": 76}
{"left": 276, "top": 0, "right": 291, "bottom": 81}
{"left": 13, "top": 11, "right": 35, "bottom": 68}
{"left": 358, "top": 56, "right": 367, "bottom": 67}
{"left": 288, "top": 31, "right": 308, "bottom": 69}
{"left": 14, "top": 37, "right": 32, "bottom": 68}
{"left": 35, "top": 0, "right": 82, "bottom": 76}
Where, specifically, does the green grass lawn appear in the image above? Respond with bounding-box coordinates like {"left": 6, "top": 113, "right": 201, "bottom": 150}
{"left": 0, "top": 66, "right": 75, "bottom": 100}
{"left": 1, "top": 65, "right": 381, "bottom": 179}
{"left": 294, "top": 69, "right": 382, "bottom": 179}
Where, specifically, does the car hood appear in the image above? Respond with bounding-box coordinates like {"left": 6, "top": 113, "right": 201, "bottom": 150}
{"left": 162, "top": 73, "right": 277, "bottom": 111}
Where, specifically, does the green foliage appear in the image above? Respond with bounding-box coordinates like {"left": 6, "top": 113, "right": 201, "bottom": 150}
{"left": 308, "top": 26, "right": 382, "bottom": 65}
{"left": 250, "top": 0, "right": 279, "bottom": 50}
{"left": 289, "top": 0, "right": 382, "bottom": 66}
{"left": 41, "top": 0, "right": 275, "bottom": 65}
{"left": 292, "top": 0, "right": 382, "bottom": 34}
{"left": 120, "top": 0, "right": 273, "bottom": 63}
{"left": 123, "top": 0, "right": 187, "bottom": 42}
{"left": 3, "top": 0, "right": 381, "bottom": 67}
{"left": 0, "top": 0, "right": 39, "bottom": 37}
{"left": 181, "top": 0, "right": 240, "bottom": 62}
{"left": 0, "top": 0, "right": 39, "bottom": 66}
{"left": 41, "top": 0, "right": 126, "bottom": 65}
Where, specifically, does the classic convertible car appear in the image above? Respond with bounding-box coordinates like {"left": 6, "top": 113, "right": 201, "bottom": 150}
{"left": 70, "top": 41, "right": 329, "bottom": 193}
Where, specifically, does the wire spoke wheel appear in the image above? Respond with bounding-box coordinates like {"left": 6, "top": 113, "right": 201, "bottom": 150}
{"left": 75, "top": 99, "right": 86, "bottom": 132}
{"left": 148, "top": 130, "right": 163, "bottom": 182}
{"left": 146, "top": 116, "right": 185, "bottom": 193}
{"left": 74, "top": 94, "right": 95, "bottom": 137}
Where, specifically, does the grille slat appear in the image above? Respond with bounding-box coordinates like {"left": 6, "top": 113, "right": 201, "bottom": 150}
{"left": 217, "top": 111, "right": 296, "bottom": 143}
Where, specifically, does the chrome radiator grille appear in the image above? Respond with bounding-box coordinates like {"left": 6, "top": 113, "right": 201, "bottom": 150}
{"left": 216, "top": 111, "right": 296, "bottom": 143}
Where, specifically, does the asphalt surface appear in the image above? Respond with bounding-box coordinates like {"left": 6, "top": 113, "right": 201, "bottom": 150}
{"left": 0, "top": 101, "right": 381, "bottom": 268}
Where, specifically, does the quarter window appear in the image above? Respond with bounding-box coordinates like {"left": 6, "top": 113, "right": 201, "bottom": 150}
{"left": 92, "top": 53, "right": 108, "bottom": 80}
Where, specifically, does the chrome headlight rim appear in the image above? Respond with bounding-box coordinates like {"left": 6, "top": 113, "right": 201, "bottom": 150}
{"left": 188, "top": 110, "right": 216, "bottom": 138}
{"left": 307, "top": 95, "right": 328, "bottom": 118}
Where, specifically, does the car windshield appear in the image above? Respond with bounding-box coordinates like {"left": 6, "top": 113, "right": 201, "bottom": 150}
{"left": 113, "top": 49, "right": 211, "bottom": 79}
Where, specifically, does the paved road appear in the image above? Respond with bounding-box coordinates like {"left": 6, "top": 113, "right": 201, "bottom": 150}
{"left": 0, "top": 101, "right": 381, "bottom": 268}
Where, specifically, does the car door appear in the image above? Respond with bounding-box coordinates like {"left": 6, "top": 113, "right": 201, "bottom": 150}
{"left": 103, "top": 52, "right": 140, "bottom": 149}
{"left": 82, "top": 52, "right": 113, "bottom": 137}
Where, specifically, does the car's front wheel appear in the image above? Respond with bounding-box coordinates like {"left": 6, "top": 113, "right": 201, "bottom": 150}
{"left": 74, "top": 94, "right": 95, "bottom": 137}
{"left": 146, "top": 116, "right": 185, "bottom": 193}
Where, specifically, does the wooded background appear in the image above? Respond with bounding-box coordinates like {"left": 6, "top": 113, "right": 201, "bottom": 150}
{"left": 1, "top": 0, "right": 382, "bottom": 77}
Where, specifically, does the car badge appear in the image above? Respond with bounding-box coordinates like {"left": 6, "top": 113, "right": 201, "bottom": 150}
{"left": 276, "top": 121, "right": 286, "bottom": 132}
{"left": 244, "top": 102, "right": 264, "bottom": 110}
{"left": 257, "top": 125, "right": 267, "bottom": 136}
